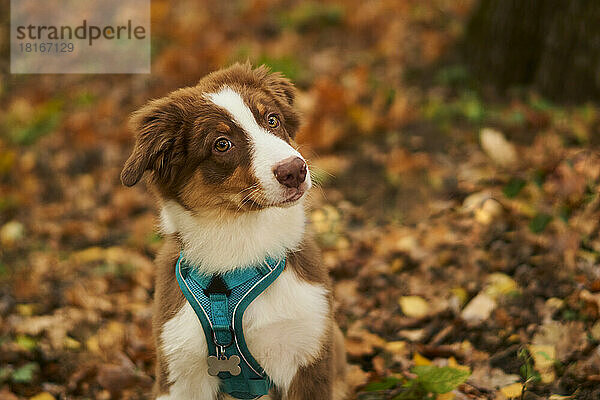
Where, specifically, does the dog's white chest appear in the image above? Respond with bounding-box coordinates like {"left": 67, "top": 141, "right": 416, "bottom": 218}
{"left": 243, "top": 269, "right": 329, "bottom": 388}
{"left": 160, "top": 269, "right": 329, "bottom": 397}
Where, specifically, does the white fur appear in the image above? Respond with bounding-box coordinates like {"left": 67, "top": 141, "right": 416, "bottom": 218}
{"left": 245, "top": 268, "right": 329, "bottom": 390}
{"left": 160, "top": 200, "right": 306, "bottom": 273}
{"left": 158, "top": 86, "right": 328, "bottom": 399}
{"left": 206, "top": 86, "right": 311, "bottom": 202}
{"left": 160, "top": 269, "right": 329, "bottom": 399}
{"left": 159, "top": 302, "right": 221, "bottom": 400}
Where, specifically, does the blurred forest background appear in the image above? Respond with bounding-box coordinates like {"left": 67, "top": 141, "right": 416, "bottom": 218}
{"left": 1, "top": 0, "right": 600, "bottom": 399}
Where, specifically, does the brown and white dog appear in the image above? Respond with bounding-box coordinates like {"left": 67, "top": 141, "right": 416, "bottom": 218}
{"left": 121, "top": 63, "right": 347, "bottom": 400}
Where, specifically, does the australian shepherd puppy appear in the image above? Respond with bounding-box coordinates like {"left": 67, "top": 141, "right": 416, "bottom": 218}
{"left": 121, "top": 63, "right": 347, "bottom": 400}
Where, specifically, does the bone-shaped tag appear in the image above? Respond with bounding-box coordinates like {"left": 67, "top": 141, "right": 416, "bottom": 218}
{"left": 207, "top": 355, "right": 241, "bottom": 376}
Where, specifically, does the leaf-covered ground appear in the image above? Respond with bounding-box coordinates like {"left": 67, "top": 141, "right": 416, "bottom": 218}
{"left": 1, "top": 1, "right": 600, "bottom": 399}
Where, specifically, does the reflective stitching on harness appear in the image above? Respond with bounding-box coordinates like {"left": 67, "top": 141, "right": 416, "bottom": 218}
{"left": 231, "top": 258, "right": 282, "bottom": 376}
{"left": 176, "top": 256, "right": 213, "bottom": 330}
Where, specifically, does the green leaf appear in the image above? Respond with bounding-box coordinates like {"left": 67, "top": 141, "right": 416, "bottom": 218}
{"left": 16, "top": 334, "right": 38, "bottom": 351}
{"left": 392, "top": 382, "right": 431, "bottom": 400}
{"left": 536, "top": 350, "right": 553, "bottom": 361}
{"left": 0, "top": 367, "right": 11, "bottom": 383}
{"left": 558, "top": 205, "right": 571, "bottom": 222}
{"left": 279, "top": 2, "right": 344, "bottom": 32}
{"left": 12, "top": 362, "right": 38, "bottom": 383}
{"left": 533, "top": 170, "right": 546, "bottom": 187}
{"left": 7, "top": 99, "right": 63, "bottom": 145}
{"left": 363, "top": 377, "right": 401, "bottom": 391}
{"left": 411, "top": 366, "right": 470, "bottom": 394}
{"left": 256, "top": 55, "right": 302, "bottom": 81}
{"left": 529, "top": 213, "right": 552, "bottom": 233}
{"left": 503, "top": 178, "right": 526, "bottom": 198}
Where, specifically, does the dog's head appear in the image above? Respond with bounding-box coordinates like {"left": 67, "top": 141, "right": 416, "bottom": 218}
{"left": 121, "top": 63, "right": 310, "bottom": 213}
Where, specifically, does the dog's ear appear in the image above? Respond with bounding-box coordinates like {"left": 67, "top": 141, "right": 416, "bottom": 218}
{"left": 266, "top": 71, "right": 296, "bottom": 106}
{"left": 265, "top": 71, "right": 301, "bottom": 138}
{"left": 121, "top": 97, "right": 187, "bottom": 187}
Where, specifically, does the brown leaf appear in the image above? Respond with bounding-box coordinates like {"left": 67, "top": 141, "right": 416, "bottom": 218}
{"left": 533, "top": 321, "right": 587, "bottom": 362}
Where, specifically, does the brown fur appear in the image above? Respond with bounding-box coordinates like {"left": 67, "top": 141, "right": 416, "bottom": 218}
{"left": 122, "top": 63, "right": 301, "bottom": 214}
{"left": 152, "top": 236, "right": 186, "bottom": 397}
{"left": 122, "top": 63, "right": 347, "bottom": 399}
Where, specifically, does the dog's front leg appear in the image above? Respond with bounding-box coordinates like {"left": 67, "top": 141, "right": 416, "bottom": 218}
{"left": 155, "top": 372, "right": 221, "bottom": 400}
{"left": 284, "top": 354, "right": 332, "bottom": 400}
{"left": 155, "top": 303, "right": 222, "bottom": 400}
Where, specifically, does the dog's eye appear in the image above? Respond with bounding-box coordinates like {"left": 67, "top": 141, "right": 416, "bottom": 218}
{"left": 214, "top": 138, "right": 232, "bottom": 152}
{"left": 267, "top": 114, "right": 280, "bottom": 129}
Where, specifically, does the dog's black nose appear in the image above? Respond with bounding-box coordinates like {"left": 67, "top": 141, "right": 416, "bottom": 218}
{"left": 273, "top": 156, "right": 307, "bottom": 188}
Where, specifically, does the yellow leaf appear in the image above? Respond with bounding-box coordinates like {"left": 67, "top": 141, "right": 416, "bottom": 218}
{"left": 86, "top": 335, "right": 100, "bottom": 354}
{"left": 385, "top": 341, "right": 407, "bottom": 355}
{"left": 528, "top": 344, "right": 556, "bottom": 383}
{"left": 591, "top": 321, "right": 600, "bottom": 341}
{"left": 72, "top": 246, "right": 105, "bottom": 263}
{"left": 30, "top": 393, "right": 55, "bottom": 400}
{"left": 64, "top": 336, "right": 81, "bottom": 350}
{"left": 451, "top": 288, "right": 468, "bottom": 306}
{"left": 484, "top": 273, "right": 519, "bottom": 299}
{"left": 507, "top": 334, "right": 520, "bottom": 343}
{"left": 413, "top": 352, "right": 431, "bottom": 366}
{"left": 448, "top": 356, "right": 470, "bottom": 372}
{"left": 436, "top": 393, "right": 455, "bottom": 400}
{"left": 0, "top": 220, "right": 24, "bottom": 246}
{"left": 500, "top": 383, "right": 523, "bottom": 398}
{"left": 16, "top": 304, "right": 36, "bottom": 317}
{"left": 399, "top": 296, "right": 430, "bottom": 319}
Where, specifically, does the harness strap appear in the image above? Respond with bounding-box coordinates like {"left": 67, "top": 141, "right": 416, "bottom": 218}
{"left": 175, "top": 253, "right": 286, "bottom": 399}
{"left": 209, "top": 293, "right": 232, "bottom": 347}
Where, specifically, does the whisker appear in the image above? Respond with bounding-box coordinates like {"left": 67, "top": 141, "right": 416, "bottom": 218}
{"left": 236, "top": 186, "right": 262, "bottom": 214}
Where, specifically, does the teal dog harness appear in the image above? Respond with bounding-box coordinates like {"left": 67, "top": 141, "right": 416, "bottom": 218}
{"left": 175, "top": 253, "right": 286, "bottom": 399}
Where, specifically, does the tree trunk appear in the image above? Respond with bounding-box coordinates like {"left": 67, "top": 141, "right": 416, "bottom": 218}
{"left": 463, "top": 0, "right": 600, "bottom": 103}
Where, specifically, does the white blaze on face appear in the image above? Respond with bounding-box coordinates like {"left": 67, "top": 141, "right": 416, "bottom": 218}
{"left": 206, "top": 86, "right": 310, "bottom": 202}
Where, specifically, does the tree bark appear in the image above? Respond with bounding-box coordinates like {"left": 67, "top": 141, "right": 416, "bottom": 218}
{"left": 463, "top": 0, "right": 600, "bottom": 102}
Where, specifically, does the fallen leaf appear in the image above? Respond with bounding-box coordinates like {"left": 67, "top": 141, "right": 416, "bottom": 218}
{"left": 345, "top": 323, "right": 386, "bottom": 357}
{"left": 12, "top": 362, "right": 38, "bottom": 383}
{"left": 411, "top": 365, "right": 470, "bottom": 394}
{"left": 591, "top": 321, "right": 600, "bottom": 341}
{"left": 413, "top": 352, "right": 432, "bottom": 366}
{"left": 474, "top": 198, "right": 503, "bottom": 224}
{"left": 97, "top": 360, "right": 152, "bottom": 398}
{"left": 399, "top": 296, "right": 430, "bottom": 319}
{"left": 385, "top": 341, "right": 408, "bottom": 356}
{"left": 372, "top": 355, "right": 386, "bottom": 375}
{"left": 29, "top": 393, "right": 55, "bottom": 400}
{"left": 500, "top": 382, "right": 523, "bottom": 398}
{"left": 480, "top": 128, "right": 517, "bottom": 167}
{"left": 0, "top": 220, "right": 25, "bottom": 247}
{"left": 461, "top": 293, "right": 496, "bottom": 326}
{"left": 398, "top": 329, "right": 426, "bottom": 342}
{"left": 447, "top": 357, "right": 470, "bottom": 373}
{"left": 468, "top": 364, "right": 520, "bottom": 390}
{"left": 0, "top": 388, "right": 18, "bottom": 400}
{"left": 484, "top": 273, "right": 519, "bottom": 300}
{"left": 528, "top": 344, "right": 556, "bottom": 383}
{"left": 533, "top": 321, "right": 586, "bottom": 362}
{"left": 346, "top": 364, "right": 369, "bottom": 389}
{"left": 462, "top": 191, "right": 492, "bottom": 212}
{"left": 16, "top": 304, "right": 37, "bottom": 316}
